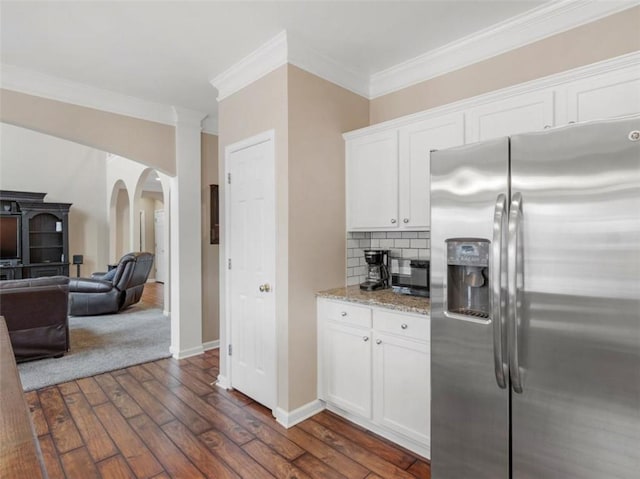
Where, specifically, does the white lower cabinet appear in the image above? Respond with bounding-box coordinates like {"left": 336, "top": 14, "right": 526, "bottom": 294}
{"left": 318, "top": 298, "right": 430, "bottom": 458}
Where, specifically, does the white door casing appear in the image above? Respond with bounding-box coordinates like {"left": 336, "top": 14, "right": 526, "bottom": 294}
{"left": 154, "top": 209, "right": 165, "bottom": 283}
{"left": 225, "top": 131, "right": 277, "bottom": 411}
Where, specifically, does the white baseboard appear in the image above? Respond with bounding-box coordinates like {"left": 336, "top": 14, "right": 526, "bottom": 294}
{"left": 216, "top": 374, "right": 230, "bottom": 390}
{"left": 275, "top": 399, "right": 325, "bottom": 429}
{"left": 163, "top": 309, "right": 170, "bottom": 316}
{"left": 171, "top": 344, "right": 205, "bottom": 360}
{"left": 202, "top": 340, "right": 220, "bottom": 351}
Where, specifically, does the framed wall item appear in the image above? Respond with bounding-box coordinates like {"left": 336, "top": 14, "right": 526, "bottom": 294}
{"left": 210, "top": 185, "right": 219, "bottom": 244}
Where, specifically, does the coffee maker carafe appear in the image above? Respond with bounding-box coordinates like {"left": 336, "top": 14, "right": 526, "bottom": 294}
{"left": 360, "top": 249, "right": 390, "bottom": 291}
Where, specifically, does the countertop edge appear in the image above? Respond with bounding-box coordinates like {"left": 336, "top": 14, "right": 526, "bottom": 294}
{"left": 317, "top": 286, "right": 430, "bottom": 316}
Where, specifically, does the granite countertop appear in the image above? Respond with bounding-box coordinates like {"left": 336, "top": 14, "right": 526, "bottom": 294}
{"left": 317, "top": 285, "right": 430, "bottom": 316}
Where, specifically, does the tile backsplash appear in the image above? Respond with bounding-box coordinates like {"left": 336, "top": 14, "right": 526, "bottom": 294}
{"left": 346, "top": 231, "right": 430, "bottom": 286}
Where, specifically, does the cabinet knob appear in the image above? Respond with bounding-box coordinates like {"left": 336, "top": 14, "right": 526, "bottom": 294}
{"left": 544, "top": 125, "right": 551, "bottom": 129}
{"left": 403, "top": 218, "right": 409, "bottom": 223}
{"left": 401, "top": 323, "right": 408, "bottom": 330}
{"left": 391, "top": 219, "right": 397, "bottom": 224}
{"left": 341, "top": 311, "right": 347, "bottom": 317}
{"left": 363, "top": 336, "right": 369, "bottom": 342}
{"left": 376, "top": 339, "right": 382, "bottom": 345}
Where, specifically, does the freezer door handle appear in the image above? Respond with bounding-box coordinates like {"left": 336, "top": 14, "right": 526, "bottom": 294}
{"left": 508, "top": 192, "right": 524, "bottom": 394}
{"left": 491, "top": 194, "right": 508, "bottom": 389}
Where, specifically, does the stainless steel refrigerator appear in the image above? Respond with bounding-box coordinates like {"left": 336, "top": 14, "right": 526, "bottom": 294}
{"left": 430, "top": 115, "right": 640, "bottom": 479}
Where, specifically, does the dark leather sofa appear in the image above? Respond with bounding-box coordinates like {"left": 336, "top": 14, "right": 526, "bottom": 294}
{"left": 0, "top": 276, "right": 70, "bottom": 362}
{"left": 68, "top": 252, "right": 154, "bottom": 316}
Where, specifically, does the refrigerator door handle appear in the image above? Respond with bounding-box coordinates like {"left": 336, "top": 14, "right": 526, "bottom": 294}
{"left": 491, "top": 194, "right": 508, "bottom": 389}
{"left": 508, "top": 192, "right": 524, "bottom": 394}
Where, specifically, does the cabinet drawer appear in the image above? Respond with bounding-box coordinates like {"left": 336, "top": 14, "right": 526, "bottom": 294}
{"left": 322, "top": 300, "right": 371, "bottom": 329}
{"left": 373, "top": 309, "right": 429, "bottom": 342}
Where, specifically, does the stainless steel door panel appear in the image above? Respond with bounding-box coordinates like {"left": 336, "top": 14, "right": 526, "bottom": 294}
{"left": 510, "top": 116, "right": 640, "bottom": 478}
{"left": 431, "top": 138, "right": 509, "bottom": 479}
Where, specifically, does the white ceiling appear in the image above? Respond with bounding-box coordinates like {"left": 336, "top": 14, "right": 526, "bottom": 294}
{"left": 0, "top": 0, "right": 628, "bottom": 127}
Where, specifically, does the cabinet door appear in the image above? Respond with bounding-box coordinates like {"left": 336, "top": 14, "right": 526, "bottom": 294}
{"left": 324, "top": 321, "right": 372, "bottom": 418}
{"left": 373, "top": 331, "right": 429, "bottom": 445}
{"left": 399, "top": 113, "right": 464, "bottom": 230}
{"left": 466, "top": 90, "right": 555, "bottom": 143}
{"left": 346, "top": 130, "right": 399, "bottom": 230}
{"left": 566, "top": 65, "right": 640, "bottom": 123}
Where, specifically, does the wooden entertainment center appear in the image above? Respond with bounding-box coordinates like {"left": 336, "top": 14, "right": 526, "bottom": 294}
{"left": 0, "top": 190, "right": 71, "bottom": 280}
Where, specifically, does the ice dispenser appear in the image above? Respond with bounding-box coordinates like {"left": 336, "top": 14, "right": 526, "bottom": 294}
{"left": 446, "top": 238, "right": 490, "bottom": 319}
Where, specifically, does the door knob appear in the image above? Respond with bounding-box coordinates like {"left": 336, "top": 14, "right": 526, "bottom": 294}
{"left": 259, "top": 283, "right": 271, "bottom": 292}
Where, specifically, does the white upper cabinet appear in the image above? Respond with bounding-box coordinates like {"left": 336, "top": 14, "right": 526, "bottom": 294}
{"left": 346, "top": 130, "right": 399, "bottom": 230}
{"left": 565, "top": 65, "right": 640, "bottom": 123}
{"left": 466, "top": 90, "right": 555, "bottom": 143}
{"left": 398, "top": 113, "right": 465, "bottom": 230}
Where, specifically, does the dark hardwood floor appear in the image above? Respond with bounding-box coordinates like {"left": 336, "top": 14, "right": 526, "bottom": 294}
{"left": 28, "top": 282, "right": 430, "bottom": 478}
{"left": 141, "top": 281, "right": 164, "bottom": 309}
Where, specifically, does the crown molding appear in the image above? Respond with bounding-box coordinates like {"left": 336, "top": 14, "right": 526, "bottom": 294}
{"left": 210, "top": 31, "right": 288, "bottom": 101}
{"left": 0, "top": 63, "right": 178, "bottom": 125}
{"left": 210, "top": 30, "right": 370, "bottom": 101}
{"left": 287, "top": 33, "right": 370, "bottom": 98}
{"left": 369, "top": 0, "right": 640, "bottom": 98}
{"left": 172, "top": 106, "right": 208, "bottom": 130}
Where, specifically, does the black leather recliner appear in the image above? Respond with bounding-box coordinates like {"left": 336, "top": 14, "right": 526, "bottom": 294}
{"left": 68, "top": 252, "right": 154, "bottom": 316}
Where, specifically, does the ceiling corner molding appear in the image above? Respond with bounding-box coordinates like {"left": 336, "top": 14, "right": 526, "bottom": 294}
{"left": 0, "top": 63, "right": 176, "bottom": 125}
{"left": 369, "top": 0, "right": 639, "bottom": 98}
{"left": 172, "top": 106, "right": 208, "bottom": 129}
{"left": 201, "top": 117, "right": 218, "bottom": 135}
{"left": 288, "top": 36, "right": 370, "bottom": 98}
{"left": 210, "top": 30, "right": 288, "bottom": 101}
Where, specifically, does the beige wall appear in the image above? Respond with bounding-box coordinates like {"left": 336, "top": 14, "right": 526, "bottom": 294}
{"left": 286, "top": 65, "right": 369, "bottom": 409}
{"left": 114, "top": 187, "right": 130, "bottom": 260}
{"left": 370, "top": 6, "right": 640, "bottom": 124}
{"left": 202, "top": 132, "right": 220, "bottom": 344}
{"left": 0, "top": 89, "right": 176, "bottom": 175}
{"left": 218, "top": 65, "right": 290, "bottom": 408}
{"left": 0, "top": 123, "right": 109, "bottom": 276}
{"left": 218, "top": 64, "right": 369, "bottom": 411}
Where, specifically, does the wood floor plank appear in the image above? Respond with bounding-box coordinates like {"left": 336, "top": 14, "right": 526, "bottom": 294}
{"left": 205, "top": 392, "right": 304, "bottom": 461}
{"left": 129, "top": 414, "right": 206, "bottom": 479}
{"left": 171, "top": 384, "right": 254, "bottom": 445}
{"left": 37, "top": 434, "right": 65, "bottom": 479}
{"left": 38, "top": 386, "right": 84, "bottom": 454}
{"left": 161, "top": 420, "right": 242, "bottom": 479}
{"left": 94, "top": 402, "right": 164, "bottom": 479}
{"left": 24, "top": 390, "right": 49, "bottom": 437}
{"left": 126, "top": 364, "right": 155, "bottom": 383}
{"left": 62, "top": 391, "right": 119, "bottom": 462}
{"left": 141, "top": 361, "right": 183, "bottom": 389}
{"left": 156, "top": 358, "right": 215, "bottom": 396}
{"left": 94, "top": 373, "right": 144, "bottom": 418}
{"left": 57, "top": 381, "right": 81, "bottom": 395}
{"left": 115, "top": 373, "right": 175, "bottom": 425}
{"left": 97, "top": 455, "right": 137, "bottom": 479}
{"left": 243, "top": 439, "right": 313, "bottom": 479}
{"left": 244, "top": 403, "right": 369, "bottom": 479}
{"left": 294, "top": 452, "right": 349, "bottom": 479}
{"left": 186, "top": 355, "right": 218, "bottom": 370}
{"left": 314, "top": 410, "right": 416, "bottom": 469}
{"left": 407, "top": 459, "right": 431, "bottom": 479}
{"left": 76, "top": 377, "right": 109, "bottom": 406}
{"left": 60, "top": 447, "right": 101, "bottom": 479}
{"left": 297, "top": 419, "right": 415, "bottom": 479}
{"left": 141, "top": 379, "right": 213, "bottom": 434}
{"left": 199, "top": 429, "right": 275, "bottom": 479}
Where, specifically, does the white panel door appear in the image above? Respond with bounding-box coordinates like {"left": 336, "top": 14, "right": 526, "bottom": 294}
{"left": 347, "top": 130, "right": 399, "bottom": 230}
{"left": 566, "top": 65, "right": 640, "bottom": 122}
{"left": 154, "top": 209, "right": 164, "bottom": 283}
{"left": 324, "top": 321, "right": 372, "bottom": 418}
{"left": 373, "top": 331, "right": 430, "bottom": 445}
{"left": 399, "top": 113, "right": 464, "bottom": 230}
{"left": 227, "top": 135, "right": 276, "bottom": 410}
{"left": 466, "top": 91, "right": 555, "bottom": 142}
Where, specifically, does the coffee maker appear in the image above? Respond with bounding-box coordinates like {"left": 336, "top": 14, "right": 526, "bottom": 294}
{"left": 360, "top": 249, "right": 390, "bottom": 291}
